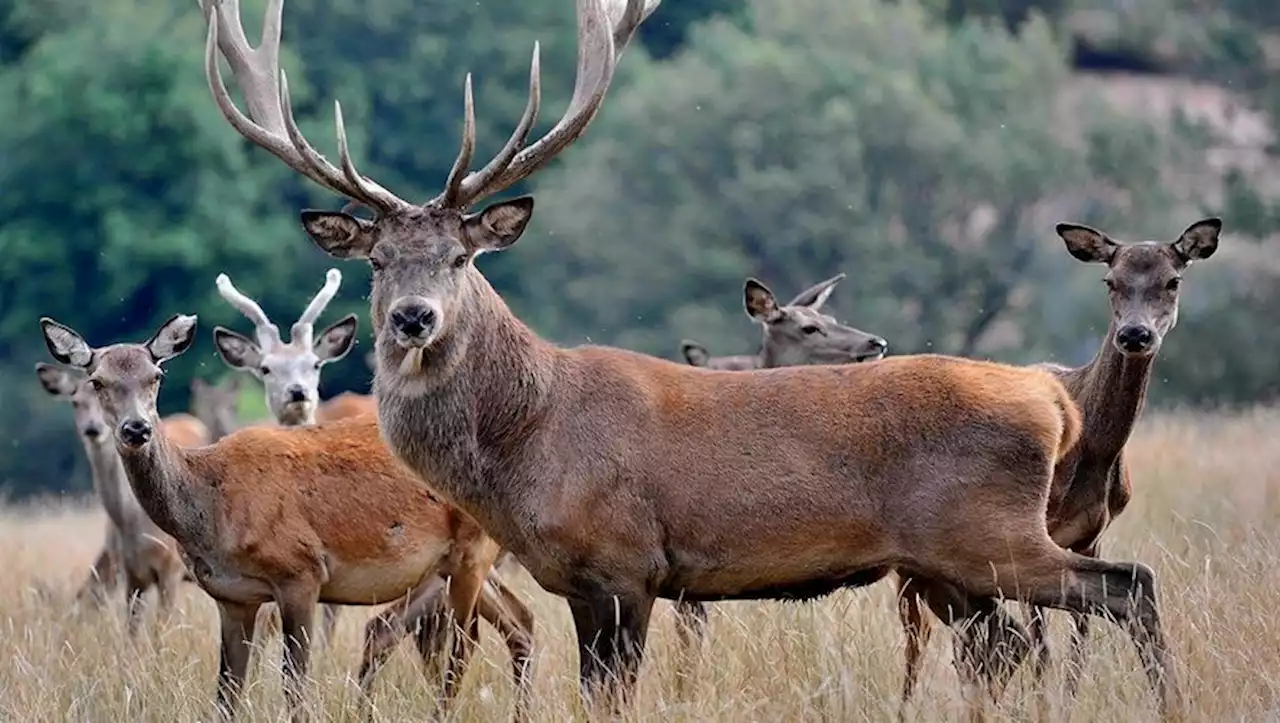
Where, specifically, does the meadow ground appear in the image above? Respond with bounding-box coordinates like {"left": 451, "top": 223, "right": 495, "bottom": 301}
{"left": 2, "top": 408, "right": 1280, "bottom": 722}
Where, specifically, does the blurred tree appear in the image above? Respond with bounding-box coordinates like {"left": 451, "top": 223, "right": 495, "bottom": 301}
{"left": 522, "top": 0, "right": 1175, "bottom": 364}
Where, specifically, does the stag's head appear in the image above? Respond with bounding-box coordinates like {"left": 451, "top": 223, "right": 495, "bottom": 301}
{"left": 211, "top": 269, "right": 356, "bottom": 425}
{"left": 1057, "top": 217, "right": 1221, "bottom": 357}
{"left": 744, "top": 274, "right": 888, "bottom": 366}
{"left": 36, "top": 363, "right": 111, "bottom": 446}
{"left": 200, "top": 0, "right": 659, "bottom": 360}
{"left": 41, "top": 315, "right": 198, "bottom": 451}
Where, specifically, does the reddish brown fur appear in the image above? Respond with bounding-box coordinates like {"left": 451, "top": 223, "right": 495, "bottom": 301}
{"left": 895, "top": 219, "right": 1220, "bottom": 717}
{"left": 315, "top": 391, "right": 377, "bottom": 422}
{"left": 38, "top": 318, "right": 534, "bottom": 723}
{"left": 199, "top": 0, "right": 1178, "bottom": 716}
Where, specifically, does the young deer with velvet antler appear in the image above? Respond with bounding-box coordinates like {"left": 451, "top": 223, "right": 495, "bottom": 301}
{"left": 39, "top": 315, "right": 535, "bottom": 722}
{"left": 674, "top": 273, "right": 887, "bottom": 649}
{"left": 200, "top": 0, "right": 1178, "bottom": 717}
{"left": 895, "top": 218, "right": 1221, "bottom": 719}
{"left": 212, "top": 268, "right": 363, "bottom": 643}
{"left": 36, "top": 363, "right": 207, "bottom": 632}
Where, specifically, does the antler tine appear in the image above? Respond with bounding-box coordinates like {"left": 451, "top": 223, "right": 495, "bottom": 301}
{"left": 215, "top": 273, "right": 282, "bottom": 349}
{"left": 455, "top": 45, "right": 543, "bottom": 202}
{"left": 202, "top": 0, "right": 411, "bottom": 215}
{"left": 442, "top": 0, "right": 658, "bottom": 208}
{"left": 442, "top": 74, "right": 478, "bottom": 207}
{"left": 292, "top": 268, "right": 343, "bottom": 347}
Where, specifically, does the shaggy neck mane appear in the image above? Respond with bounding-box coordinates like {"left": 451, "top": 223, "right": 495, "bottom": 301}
{"left": 379, "top": 270, "right": 553, "bottom": 532}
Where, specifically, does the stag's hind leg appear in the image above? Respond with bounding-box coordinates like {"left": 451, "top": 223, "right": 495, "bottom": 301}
{"left": 673, "top": 599, "right": 708, "bottom": 697}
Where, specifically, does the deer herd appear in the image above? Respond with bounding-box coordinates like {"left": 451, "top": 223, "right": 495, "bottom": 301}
{"left": 25, "top": 0, "right": 1225, "bottom": 720}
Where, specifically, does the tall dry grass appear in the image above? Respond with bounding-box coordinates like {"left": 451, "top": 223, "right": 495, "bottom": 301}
{"left": 2, "top": 408, "right": 1279, "bottom": 721}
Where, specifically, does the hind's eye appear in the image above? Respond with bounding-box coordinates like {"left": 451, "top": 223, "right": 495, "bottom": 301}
{"left": 87, "top": 379, "right": 103, "bottom": 391}
{"left": 260, "top": 366, "right": 271, "bottom": 376}
{"left": 802, "top": 325, "right": 820, "bottom": 335}
{"left": 452, "top": 254, "right": 469, "bottom": 269}
{"left": 369, "top": 258, "right": 384, "bottom": 272}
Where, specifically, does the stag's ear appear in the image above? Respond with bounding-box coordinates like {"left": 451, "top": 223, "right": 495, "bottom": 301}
{"left": 300, "top": 211, "right": 377, "bottom": 259}
{"left": 315, "top": 314, "right": 358, "bottom": 363}
{"left": 35, "top": 362, "right": 80, "bottom": 398}
{"left": 680, "top": 340, "right": 711, "bottom": 367}
{"left": 1057, "top": 223, "right": 1117, "bottom": 264}
{"left": 744, "top": 278, "right": 782, "bottom": 322}
{"left": 212, "top": 327, "right": 263, "bottom": 371}
{"left": 40, "top": 317, "right": 94, "bottom": 368}
{"left": 787, "top": 273, "right": 846, "bottom": 310}
{"left": 1172, "top": 217, "right": 1221, "bottom": 265}
{"left": 463, "top": 196, "right": 535, "bottom": 254}
{"left": 147, "top": 314, "right": 197, "bottom": 364}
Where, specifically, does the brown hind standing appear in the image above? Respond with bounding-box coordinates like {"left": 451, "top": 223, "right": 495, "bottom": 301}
{"left": 673, "top": 273, "right": 887, "bottom": 653}
{"left": 39, "top": 315, "right": 535, "bottom": 723}
{"left": 37, "top": 363, "right": 206, "bottom": 631}
{"left": 895, "top": 218, "right": 1220, "bottom": 717}
{"left": 196, "top": 0, "right": 1180, "bottom": 717}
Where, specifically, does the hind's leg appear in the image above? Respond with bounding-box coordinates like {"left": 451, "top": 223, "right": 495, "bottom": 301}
{"left": 948, "top": 538, "right": 1178, "bottom": 720}
{"left": 895, "top": 574, "right": 937, "bottom": 719}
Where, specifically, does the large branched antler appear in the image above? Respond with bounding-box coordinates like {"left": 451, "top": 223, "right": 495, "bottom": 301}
{"left": 200, "top": 0, "right": 658, "bottom": 215}
{"left": 436, "top": 0, "right": 660, "bottom": 209}
{"left": 200, "top": 0, "right": 411, "bottom": 215}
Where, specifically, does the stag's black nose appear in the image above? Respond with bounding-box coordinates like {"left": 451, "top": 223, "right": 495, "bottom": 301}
{"left": 390, "top": 303, "right": 436, "bottom": 338}
{"left": 286, "top": 385, "right": 308, "bottom": 404}
{"left": 118, "top": 419, "right": 152, "bottom": 447}
{"left": 1116, "top": 325, "right": 1155, "bottom": 353}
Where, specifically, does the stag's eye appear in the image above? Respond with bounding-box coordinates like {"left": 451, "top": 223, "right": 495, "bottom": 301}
{"left": 1103, "top": 278, "right": 1117, "bottom": 291}
{"left": 1165, "top": 277, "right": 1181, "bottom": 291}
{"left": 87, "top": 379, "right": 103, "bottom": 391}
{"left": 259, "top": 366, "right": 271, "bottom": 376}
{"left": 314, "top": 361, "right": 323, "bottom": 370}
{"left": 451, "top": 254, "right": 469, "bottom": 269}
{"left": 369, "top": 258, "right": 384, "bottom": 272}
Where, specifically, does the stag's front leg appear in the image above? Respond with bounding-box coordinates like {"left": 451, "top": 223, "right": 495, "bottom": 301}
{"left": 278, "top": 590, "right": 319, "bottom": 723}
{"left": 215, "top": 601, "right": 262, "bottom": 721}
{"left": 568, "top": 593, "right": 655, "bottom": 717}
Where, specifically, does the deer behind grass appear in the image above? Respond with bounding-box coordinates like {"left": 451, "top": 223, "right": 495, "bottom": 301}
{"left": 36, "top": 363, "right": 206, "bottom": 632}
{"left": 680, "top": 273, "right": 887, "bottom": 371}
{"left": 896, "top": 217, "right": 1221, "bottom": 717}
{"left": 40, "top": 314, "right": 534, "bottom": 723}
{"left": 198, "top": 0, "right": 1179, "bottom": 716}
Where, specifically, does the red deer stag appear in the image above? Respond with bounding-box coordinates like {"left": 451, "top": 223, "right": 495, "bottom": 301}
{"left": 200, "top": 0, "right": 1177, "bottom": 717}
{"left": 37, "top": 363, "right": 206, "bottom": 631}
{"left": 675, "top": 273, "right": 887, "bottom": 649}
{"left": 896, "top": 218, "right": 1220, "bottom": 717}
{"left": 39, "top": 315, "right": 534, "bottom": 722}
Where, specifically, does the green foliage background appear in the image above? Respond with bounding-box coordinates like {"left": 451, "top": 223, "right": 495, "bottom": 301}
{"left": 1, "top": 0, "right": 1276, "bottom": 496}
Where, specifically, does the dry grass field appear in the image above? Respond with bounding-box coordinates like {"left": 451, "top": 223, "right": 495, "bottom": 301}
{"left": 3, "top": 407, "right": 1280, "bottom": 722}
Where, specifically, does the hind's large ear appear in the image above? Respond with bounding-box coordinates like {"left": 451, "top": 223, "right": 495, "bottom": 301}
{"left": 35, "top": 363, "right": 80, "bottom": 399}
{"left": 744, "top": 278, "right": 782, "bottom": 322}
{"left": 681, "top": 340, "right": 711, "bottom": 367}
{"left": 1057, "top": 223, "right": 1117, "bottom": 264}
{"left": 147, "top": 314, "right": 198, "bottom": 364}
{"left": 1172, "top": 217, "right": 1221, "bottom": 265}
{"left": 787, "top": 273, "right": 846, "bottom": 310}
{"left": 40, "top": 318, "right": 94, "bottom": 368}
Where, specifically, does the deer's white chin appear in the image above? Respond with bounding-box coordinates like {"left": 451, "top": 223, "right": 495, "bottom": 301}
{"left": 391, "top": 330, "right": 434, "bottom": 350}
